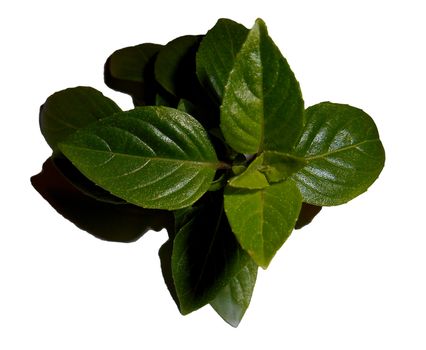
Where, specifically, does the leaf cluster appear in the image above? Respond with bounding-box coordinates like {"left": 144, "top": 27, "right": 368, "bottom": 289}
{"left": 31, "top": 18, "right": 385, "bottom": 327}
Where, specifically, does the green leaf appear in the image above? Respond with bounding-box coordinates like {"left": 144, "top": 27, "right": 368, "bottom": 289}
{"left": 158, "top": 205, "right": 202, "bottom": 312}
{"left": 210, "top": 258, "right": 257, "bottom": 327}
{"left": 224, "top": 180, "right": 302, "bottom": 268}
{"left": 104, "top": 43, "right": 162, "bottom": 106}
{"left": 154, "top": 35, "right": 203, "bottom": 98}
{"left": 196, "top": 18, "right": 248, "bottom": 103}
{"left": 291, "top": 102, "right": 385, "bottom": 206}
{"left": 171, "top": 192, "right": 253, "bottom": 315}
{"left": 155, "top": 36, "right": 221, "bottom": 130}
{"left": 208, "top": 173, "right": 227, "bottom": 192}
{"left": 159, "top": 239, "right": 180, "bottom": 309}
{"left": 220, "top": 18, "right": 304, "bottom": 154}
{"left": 261, "top": 151, "right": 306, "bottom": 183}
{"left": 228, "top": 154, "right": 269, "bottom": 189}
{"left": 59, "top": 106, "right": 219, "bottom": 210}
{"left": 31, "top": 158, "right": 173, "bottom": 243}
{"left": 40, "top": 87, "right": 121, "bottom": 151}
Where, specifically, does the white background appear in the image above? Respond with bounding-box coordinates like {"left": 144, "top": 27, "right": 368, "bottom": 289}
{"left": 1, "top": 0, "right": 425, "bottom": 349}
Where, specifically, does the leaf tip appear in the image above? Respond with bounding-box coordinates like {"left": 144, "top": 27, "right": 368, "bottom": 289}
{"left": 254, "top": 18, "right": 267, "bottom": 32}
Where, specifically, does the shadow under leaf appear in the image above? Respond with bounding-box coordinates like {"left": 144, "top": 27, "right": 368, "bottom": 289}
{"left": 295, "top": 203, "right": 322, "bottom": 229}
{"left": 31, "top": 157, "right": 173, "bottom": 242}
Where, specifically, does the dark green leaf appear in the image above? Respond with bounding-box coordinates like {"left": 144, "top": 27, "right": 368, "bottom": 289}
{"left": 210, "top": 258, "right": 257, "bottom": 327}
{"left": 158, "top": 205, "right": 201, "bottom": 311}
{"left": 171, "top": 192, "right": 253, "bottom": 315}
{"left": 196, "top": 18, "right": 248, "bottom": 103}
{"left": 155, "top": 91, "right": 178, "bottom": 108}
{"left": 176, "top": 98, "right": 213, "bottom": 127}
{"left": 220, "top": 18, "right": 304, "bottom": 154}
{"left": 154, "top": 35, "right": 203, "bottom": 99}
{"left": 59, "top": 107, "right": 219, "bottom": 210}
{"left": 40, "top": 87, "right": 121, "bottom": 151}
{"left": 104, "top": 43, "right": 162, "bottom": 106}
{"left": 159, "top": 239, "right": 180, "bottom": 309}
{"left": 224, "top": 180, "right": 302, "bottom": 268}
{"left": 291, "top": 102, "right": 385, "bottom": 205}
{"left": 31, "top": 158, "right": 173, "bottom": 242}
{"left": 155, "top": 36, "right": 220, "bottom": 130}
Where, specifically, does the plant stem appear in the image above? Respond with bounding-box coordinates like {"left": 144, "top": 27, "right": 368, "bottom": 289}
{"left": 217, "top": 161, "right": 232, "bottom": 170}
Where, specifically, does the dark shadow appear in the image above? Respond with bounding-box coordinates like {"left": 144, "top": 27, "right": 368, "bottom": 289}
{"left": 31, "top": 157, "right": 173, "bottom": 243}
{"left": 295, "top": 203, "right": 322, "bottom": 229}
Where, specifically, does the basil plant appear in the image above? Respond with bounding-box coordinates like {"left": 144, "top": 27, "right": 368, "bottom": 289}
{"left": 32, "top": 18, "right": 385, "bottom": 327}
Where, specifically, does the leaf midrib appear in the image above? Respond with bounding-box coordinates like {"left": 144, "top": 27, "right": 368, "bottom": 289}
{"left": 267, "top": 139, "right": 380, "bottom": 163}
{"left": 60, "top": 144, "right": 219, "bottom": 169}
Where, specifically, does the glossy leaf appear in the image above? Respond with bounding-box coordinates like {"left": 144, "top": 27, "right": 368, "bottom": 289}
{"left": 228, "top": 154, "right": 268, "bottom": 189}
{"left": 31, "top": 158, "right": 173, "bottom": 242}
{"left": 210, "top": 258, "right": 257, "bottom": 327}
{"left": 224, "top": 180, "right": 302, "bottom": 268}
{"left": 196, "top": 18, "right": 248, "bottom": 103}
{"left": 220, "top": 18, "right": 304, "bottom": 154}
{"left": 171, "top": 192, "right": 253, "bottom": 315}
{"left": 291, "top": 102, "right": 385, "bottom": 206}
{"left": 104, "top": 43, "right": 162, "bottom": 106}
{"left": 40, "top": 87, "right": 121, "bottom": 151}
{"left": 59, "top": 106, "right": 219, "bottom": 210}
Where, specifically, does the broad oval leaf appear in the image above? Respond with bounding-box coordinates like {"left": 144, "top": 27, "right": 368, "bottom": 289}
{"left": 220, "top": 18, "right": 304, "bottom": 154}
{"left": 210, "top": 258, "right": 258, "bottom": 328}
{"left": 171, "top": 192, "right": 253, "bottom": 315}
{"left": 31, "top": 158, "right": 173, "bottom": 243}
{"left": 291, "top": 102, "right": 385, "bottom": 206}
{"left": 224, "top": 180, "right": 302, "bottom": 268}
{"left": 196, "top": 18, "right": 248, "bottom": 103}
{"left": 40, "top": 86, "right": 121, "bottom": 151}
{"left": 59, "top": 106, "right": 219, "bottom": 210}
{"left": 104, "top": 43, "right": 162, "bottom": 106}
